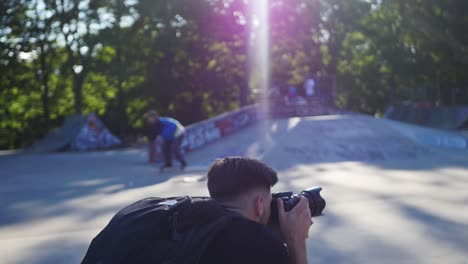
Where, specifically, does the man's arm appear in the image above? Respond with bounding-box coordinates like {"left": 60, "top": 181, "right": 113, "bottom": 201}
{"left": 147, "top": 122, "right": 163, "bottom": 141}
{"left": 277, "top": 197, "right": 313, "bottom": 264}
{"left": 286, "top": 239, "right": 308, "bottom": 264}
{"left": 147, "top": 122, "right": 163, "bottom": 163}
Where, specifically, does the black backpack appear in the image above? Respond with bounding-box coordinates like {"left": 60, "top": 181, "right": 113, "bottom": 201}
{"left": 81, "top": 196, "right": 234, "bottom": 264}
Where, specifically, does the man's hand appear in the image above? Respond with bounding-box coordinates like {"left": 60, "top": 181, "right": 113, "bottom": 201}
{"left": 277, "top": 197, "right": 313, "bottom": 243}
{"left": 277, "top": 197, "right": 313, "bottom": 264}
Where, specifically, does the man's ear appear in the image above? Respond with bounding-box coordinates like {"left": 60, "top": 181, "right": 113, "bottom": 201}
{"left": 254, "top": 195, "right": 264, "bottom": 220}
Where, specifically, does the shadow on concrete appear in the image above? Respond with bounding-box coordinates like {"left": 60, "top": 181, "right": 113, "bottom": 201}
{"left": 0, "top": 148, "right": 179, "bottom": 228}
{"left": 1, "top": 114, "right": 467, "bottom": 263}
{"left": 13, "top": 238, "right": 88, "bottom": 264}
{"left": 3, "top": 115, "right": 465, "bottom": 227}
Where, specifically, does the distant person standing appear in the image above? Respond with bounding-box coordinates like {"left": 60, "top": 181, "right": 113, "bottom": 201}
{"left": 303, "top": 78, "right": 315, "bottom": 98}
{"left": 287, "top": 86, "right": 298, "bottom": 98}
{"left": 285, "top": 86, "right": 298, "bottom": 105}
{"left": 144, "top": 110, "right": 187, "bottom": 171}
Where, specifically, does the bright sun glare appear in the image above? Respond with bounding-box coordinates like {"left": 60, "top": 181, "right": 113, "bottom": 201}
{"left": 249, "top": 0, "right": 272, "bottom": 149}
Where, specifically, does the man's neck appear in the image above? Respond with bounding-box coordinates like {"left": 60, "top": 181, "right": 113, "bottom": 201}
{"left": 220, "top": 202, "right": 256, "bottom": 222}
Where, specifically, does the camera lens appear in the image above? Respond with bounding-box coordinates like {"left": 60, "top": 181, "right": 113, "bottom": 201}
{"left": 270, "top": 186, "right": 326, "bottom": 224}
{"left": 300, "top": 187, "right": 326, "bottom": 217}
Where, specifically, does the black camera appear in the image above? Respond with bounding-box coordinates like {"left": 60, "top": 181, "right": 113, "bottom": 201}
{"left": 270, "top": 186, "right": 326, "bottom": 222}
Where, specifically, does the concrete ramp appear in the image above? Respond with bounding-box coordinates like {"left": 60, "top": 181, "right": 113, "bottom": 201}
{"left": 27, "top": 115, "right": 86, "bottom": 153}
{"left": 189, "top": 114, "right": 466, "bottom": 169}
{"left": 1, "top": 114, "right": 468, "bottom": 264}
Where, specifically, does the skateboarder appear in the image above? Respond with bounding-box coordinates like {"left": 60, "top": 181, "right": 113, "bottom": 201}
{"left": 144, "top": 110, "right": 187, "bottom": 171}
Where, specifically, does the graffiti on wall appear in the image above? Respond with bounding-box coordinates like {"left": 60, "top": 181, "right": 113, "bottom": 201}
{"left": 215, "top": 109, "right": 258, "bottom": 136}
{"left": 183, "top": 121, "right": 222, "bottom": 151}
{"left": 179, "top": 105, "right": 259, "bottom": 152}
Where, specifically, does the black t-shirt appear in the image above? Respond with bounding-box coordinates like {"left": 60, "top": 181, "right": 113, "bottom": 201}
{"left": 199, "top": 216, "right": 290, "bottom": 264}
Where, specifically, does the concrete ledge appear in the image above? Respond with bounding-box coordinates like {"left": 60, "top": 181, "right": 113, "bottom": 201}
{"left": 385, "top": 104, "right": 468, "bottom": 130}
{"left": 378, "top": 117, "right": 468, "bottom": 150}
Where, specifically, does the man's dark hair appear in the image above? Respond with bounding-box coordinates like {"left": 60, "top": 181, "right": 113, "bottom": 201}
{"left": 207, "top": 157, "right": 278, "bottom": 202}
{"left": 143, "top": 110, "right": 159, "bottom": 119}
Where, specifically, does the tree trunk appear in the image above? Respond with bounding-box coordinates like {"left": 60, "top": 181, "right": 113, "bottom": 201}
{"left": 39, "top": 44, "right": 50, "bottom": 122}
{"left": 73, "top": 73, "right": 85, "bottom": 114}
{"left": 389, "top": 73, "right": 396, "bottom": 105}
{"left": 116, "top": 46, "right": 126, "bottom": 136}
{"left": 114, "top": 6, "right": 127, "bottom": 137}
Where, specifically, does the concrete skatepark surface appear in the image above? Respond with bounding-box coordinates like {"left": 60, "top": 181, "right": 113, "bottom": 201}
{"left": 1, "top": 114, "right": 467, "bottom": 263}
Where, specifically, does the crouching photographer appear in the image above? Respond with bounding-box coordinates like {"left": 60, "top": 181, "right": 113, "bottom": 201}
{"left": 81, "top": 157, "right": 325, "bottom": 264}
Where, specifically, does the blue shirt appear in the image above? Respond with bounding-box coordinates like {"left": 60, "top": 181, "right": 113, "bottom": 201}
{"left": 148, "top": 117, "right": 184, "bottom": 141}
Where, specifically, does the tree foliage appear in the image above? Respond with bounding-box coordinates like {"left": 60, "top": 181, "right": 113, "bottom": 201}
{"left": 1, "top": 0, "right": 467, "bottom": 149}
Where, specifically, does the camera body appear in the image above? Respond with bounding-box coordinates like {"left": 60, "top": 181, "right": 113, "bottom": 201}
{"left": 270, "top": 186, "right": 326, "bottom": 222}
